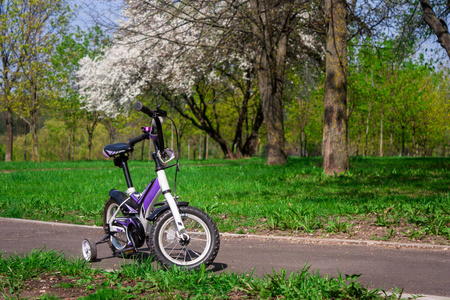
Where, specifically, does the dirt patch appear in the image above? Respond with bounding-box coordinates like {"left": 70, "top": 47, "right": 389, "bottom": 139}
{"left": 19, "top": 274, "right": 91, "bottom": 299}
{"left": 239, "top": 215, "right": 450, "bottom": 246}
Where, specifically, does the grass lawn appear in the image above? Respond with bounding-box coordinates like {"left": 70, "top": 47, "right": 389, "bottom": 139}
{"left": 1, "top": 156, "right": 449, "bottom": 244}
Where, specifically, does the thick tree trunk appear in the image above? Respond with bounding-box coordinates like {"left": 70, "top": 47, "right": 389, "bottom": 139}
{"left": 419, "top": 0, "right": 450, "bottom": 59}
{"left": 323, "top": 0, "right": 349, "bottom": 175}
{"left": 251, "top": 0, "right": 288, "bottom": 165}
{"left": 232, "top": 77, "right": 251, "bottom": 157}
{"left": 5, "top": 108, "right": 13, "bottom": 162}
{"left": 256, "top": 52, "right": 287, "bottom": 165}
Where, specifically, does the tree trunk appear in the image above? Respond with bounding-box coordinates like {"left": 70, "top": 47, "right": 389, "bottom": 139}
{"left": 67, "top": 134, "right": 71, "bottom": 161}
{"left": 258, "top": 59, "right": 287, "bottom": 165}
{"left": 401, "top": 125, "right": 406, "bottom": 156}
{"left": 251, "top": 1, "right": 288, "bottom": 165}
{"left": 413, "top": 121, "right": 419, "bottom": 157}
{"left": 5, "top": 108, "right": 13, "bottom": 162}
{"left": 23, "top": 130, "right": 27, "bottom": 161}
{"left": 30, "top": 109, "right": 40, "bottom": 163}
{"left": 257, "top": 61, "right": 287, "bottom": 165}
{"left": 203, "top": 133, "right": 208, "bottom": 160}
{"left": 242, "top": 101, "right": 264, "bottom": 157}
{"left": 300, "top": 131, "right": 305, "bottom": 157}
{"left": 198, "top": 135, "right": 202, "bottom": 160}
{"left": 323, "top": 0, "right": 349, "bottom": 175}
{"left": 72, "top": 129, "right": 76, "bottom": 161}
{"left": 419, "top": 0, "right": 450, "bottom": 59}
{"left": 232, "top": 77, "right": 251, "bottom": 157}
{"left": 86, "top": 112, "right": 99, "bottom": 161}
{"left": 30, "top": 122, "right": 40, "bottom": 163}
{"left": 380, "top": 106, "right": 384, "bottom": 157}
{"left": 356, "top": 120, "right": 362, "bottom": 156}
{"left": 187, "top": 139, "right": 191, "bottom": 160}
{"left": 371, "top": 128, "right": 376, "bottom": 156}
{"left": 389, "top": 115, "right": 394, "bottom": 156}
{"left": 363, "top": 101, "right": 372, "bottom": 156}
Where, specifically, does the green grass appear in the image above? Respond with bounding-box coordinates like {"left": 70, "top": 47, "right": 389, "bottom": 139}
{"left": 0, "top": 157, "right": 449, "bottom": 240}
{"left": 0, "top": 249, "right": 404, "bottom": 299}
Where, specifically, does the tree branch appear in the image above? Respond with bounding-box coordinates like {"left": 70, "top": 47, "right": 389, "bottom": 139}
{"left": 419, "top": 0, "right": 450, "bottom": 59}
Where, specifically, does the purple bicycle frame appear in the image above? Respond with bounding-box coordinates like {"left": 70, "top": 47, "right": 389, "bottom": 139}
{"left": 138, "top": 178, "right": 161, "bottom": 211}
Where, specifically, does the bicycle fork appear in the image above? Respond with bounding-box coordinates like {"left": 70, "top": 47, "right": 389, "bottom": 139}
{"left": 157, "top": 170, "right": 187, "bottom": 236}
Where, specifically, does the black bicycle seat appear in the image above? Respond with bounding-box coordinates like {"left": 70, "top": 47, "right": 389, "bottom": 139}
{"left": 103, "top": 143, "right": 133, "bottom": 158}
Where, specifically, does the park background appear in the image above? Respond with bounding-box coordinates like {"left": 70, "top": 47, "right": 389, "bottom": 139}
{"left": 0, "top": 2, "right": 449, "bottom": 298}
{"left": 0, "top": 0, "right": 449, "bottom": 242}
{"left": 0, "top": 0, "right": 449, "bottom": 165}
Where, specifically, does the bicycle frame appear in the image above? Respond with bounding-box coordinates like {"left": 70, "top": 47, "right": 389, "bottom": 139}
{"left": 103, "top": 104, "right": 187, "bottom": 252}
{"left": 83, "top": 102, "right": 220, "bottom": 267}
{"left": 107, "top": 171, "right": 186, "bottom": 240}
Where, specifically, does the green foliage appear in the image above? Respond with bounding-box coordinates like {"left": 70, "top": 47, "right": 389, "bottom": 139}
{"left": 12, "top": 119, "right": 112, "bottom": 161}
{"left": 347, "top": 38, "right": 449, "bottom": 157}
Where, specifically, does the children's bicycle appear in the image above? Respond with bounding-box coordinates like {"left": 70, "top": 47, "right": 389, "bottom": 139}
{"left": 81, "top": 102, "right": 220, "bottom": 270}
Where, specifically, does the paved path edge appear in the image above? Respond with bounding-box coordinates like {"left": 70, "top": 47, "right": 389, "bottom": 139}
{"left": 1, "top": 217, "right": 449, "bottom": 300}
{"left": 2, "top": 217, "right": 448, "bottom": 251}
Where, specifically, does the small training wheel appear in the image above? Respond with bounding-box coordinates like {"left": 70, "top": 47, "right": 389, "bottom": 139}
{"left": 82, "top": 239, "right": 97, "bottom": 262}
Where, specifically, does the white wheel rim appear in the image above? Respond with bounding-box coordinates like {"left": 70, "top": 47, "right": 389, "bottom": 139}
{"left": 82, "top": 240, "right": 92, "bottom": 261}
{"left": 158, "top": 213, "right": 212, "bottom": 266}
{"left": 106, "top": 203, "right": 119, "bottom": 223}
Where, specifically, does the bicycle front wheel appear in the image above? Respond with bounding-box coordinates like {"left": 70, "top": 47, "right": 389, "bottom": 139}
{"left": 149, "top": 206, "right": 220, "bottom": 270}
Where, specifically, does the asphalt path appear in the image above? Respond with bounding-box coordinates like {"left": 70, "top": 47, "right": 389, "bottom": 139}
{"left": 1, "top": 218, "right": 449, "bottom": 299}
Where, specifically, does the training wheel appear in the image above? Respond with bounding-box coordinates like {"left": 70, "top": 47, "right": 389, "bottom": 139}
{"left": 82, "top": 239, "right": 97, "bottom": 262}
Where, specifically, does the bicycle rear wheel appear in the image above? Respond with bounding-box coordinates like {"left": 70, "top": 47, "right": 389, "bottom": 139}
{"left": 103, "top": 198, "right": 128, "bottom": 253}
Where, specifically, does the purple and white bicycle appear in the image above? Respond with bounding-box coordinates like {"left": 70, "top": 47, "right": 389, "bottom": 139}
{"left": 81, "top": 102, "right": 220, "bottom": 270}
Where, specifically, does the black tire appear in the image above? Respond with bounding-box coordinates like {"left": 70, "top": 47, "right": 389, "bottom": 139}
{"left": 103, "top": 198, "right": 127, "bottom": 254}
{"left": 149, "top": 206, "right": 220, "bottom": 270}
{"left": 103, "top": 197, "right": 120, "bottom": 233}
{"left": 82, "top": 239, "right": 97, "bottom": 262}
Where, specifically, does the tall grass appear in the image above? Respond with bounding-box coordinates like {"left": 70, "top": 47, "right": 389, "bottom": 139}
{"left": 0, "top": 249, "right": 400, "bottom": 299}
{"left": 0, "top": 157, "right": 449, "bottom": 239}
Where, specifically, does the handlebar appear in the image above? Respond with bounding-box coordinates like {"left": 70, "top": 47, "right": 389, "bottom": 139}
{"left": 134, "top": 102, "right": 154, "bottom": 117}
{"left": 134, "top": 102, "right": 167, "bottom": 118}
{"left": 127, "top": 132, "right": 150, "bottom": 147}
{"left": 133, "top": 102, "right": 166, "bottom": 157}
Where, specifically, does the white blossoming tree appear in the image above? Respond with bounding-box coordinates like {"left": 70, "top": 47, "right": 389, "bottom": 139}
{"left": 78, "top": 10, "right": 266, "bottom": 158}
{"left": 78, "top": 0, "right": 323, "bottom": 163}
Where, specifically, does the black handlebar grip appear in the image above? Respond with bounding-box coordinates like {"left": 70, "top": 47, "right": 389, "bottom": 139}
{"left": 134, "top": 102, "right": 154, "bottom": 117}
{"left": 127, "top": 133, "right": 149, "bottom": 147}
